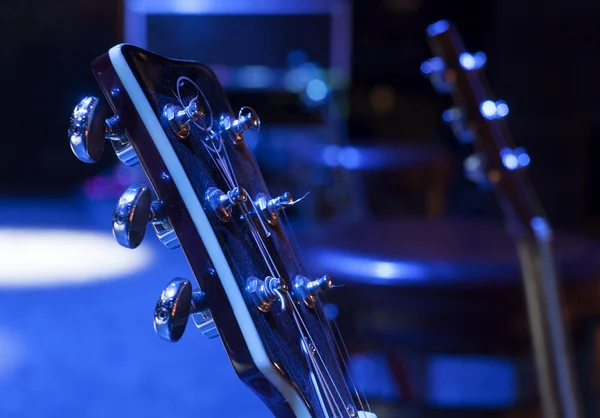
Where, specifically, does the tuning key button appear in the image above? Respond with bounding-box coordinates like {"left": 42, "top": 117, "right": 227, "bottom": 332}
{"left": 113, "top": 185, "right": 180, "bottom": 249}
{"left": 113, "top": 184, "right": 152, "bottom": 249}
{"left": 69, "top": 96, "right": 107, "bottom": 163}
{"left": 69, "top": 96, "right": 139, "bottom": 166}
{"left": 154, "top": 278, "right": 217, "bottom": 342}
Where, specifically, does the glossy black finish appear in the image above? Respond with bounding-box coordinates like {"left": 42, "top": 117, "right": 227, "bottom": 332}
{"left": 92, "top": 45, "right": 353, "bottom": 417}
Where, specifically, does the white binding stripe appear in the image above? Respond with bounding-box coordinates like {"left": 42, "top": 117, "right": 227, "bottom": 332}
{"left": 109, "top": 44, "right": 309, "bottom": 417}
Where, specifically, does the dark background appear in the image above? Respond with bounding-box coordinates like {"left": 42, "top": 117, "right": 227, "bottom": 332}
{"left": 1, "top": 0, "right": 598, "bottom": 232}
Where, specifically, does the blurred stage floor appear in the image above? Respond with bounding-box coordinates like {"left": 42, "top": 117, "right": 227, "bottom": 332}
{"left": 0, "top": 197, "right": 270, "bottom": 417}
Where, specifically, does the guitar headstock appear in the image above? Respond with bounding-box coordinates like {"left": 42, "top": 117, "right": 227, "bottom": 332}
{"left": 68, "top": 44, "right": 375, "bottom": 418}
{"left": 422, "top": 20, "right": 545, "bottom": 237}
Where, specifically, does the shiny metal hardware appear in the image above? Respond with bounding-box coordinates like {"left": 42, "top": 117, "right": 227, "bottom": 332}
{"left": 206, "top": 187, "right": 246, "bottom": 222}
{"left": 293, "top": 275, "right": 333, "bottom": 308}
{"left": 442, "top": 108, "right": 474, "bottom": 144}
{"left": 69, "top": 96, "right": 139, "bottom": 166}
{"left": 480, "top": 99, "right": 510, "bottom": 120}
{"left": 246, "top": 276, "right": 284, "bottom": 312}
{"left": 463, "top": 153, "right": 488, "bottom": 186}
{"left": 458, "top": 51, "right": 487, "bottom": 70}
{"left": 112, "top": 184, "right": 179, "bottom": 249}
{"left": 255, "top": 192, "right": 295, "bottom": 224}
{"left": 500, "top": 147, "right": 530, "bottom": 171}
{"left": 163, "top": 97, "right": 205, "bottom": 139}
{"left": 217, "top": 107, "right": 261, "bottom": 144}
{"left": 420, "top": 57, "right": 451, "bottom": 94}
{"left": 154, "top": 278, "right": 217, "bottom": 342}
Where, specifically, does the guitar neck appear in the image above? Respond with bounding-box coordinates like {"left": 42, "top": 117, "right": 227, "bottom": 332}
{"left": 516, "top": 221, "right": 581, "bottom": 418}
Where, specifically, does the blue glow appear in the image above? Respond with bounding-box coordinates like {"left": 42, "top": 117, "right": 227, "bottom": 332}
{"left": 460, "top": 52, "right": 488, "bottom": 70}
{"left": 315, "top": 250, "right": 429, "bottom": 282}
{"left": 427, "top": 20, "right": 450, "bottom": 37}
{"left": 306, "top": 79, "right": 328, "bottom": 102}
{"left": 420, "top": 61, "right": 432, "bottom": 75}
{"left": 517, "top": 152, "right": 530, "bottom": 167}
{"left": 500, "top": 147, "right": 530, "bottom": 170}
{"left": 323, "top": 303, "right": 339, "bottom": 320}
{"left": 502, "top": 153, "right": 519, "bottom": 170}
{"left": 442, "top": 108, "right": 459, "bottom": 123}
{"left": 236, "top": 66, "right": 275, "bottom": 89}
{"left": 427, "top": 355, "right": 516, "bottom": 407}
{"left": 322, "top": 145, "right": 341, "bottom": 167}
{"left": 474, "top": 51, "right": 487, "bottom": 67}
{"left": 481, "top": 100, "right": 497, "bottom": 119}
{"left": 338, "top": 147, "right": 362, "bottom": 169}
{"left": 421, "top": 57, "right": 446, "bottom": 75}
{"left": 496, "top": 101, "right": 509, "bottom": 117}
{"left": 459, "top": 53, "right": 476, "bottom": 70}
{"left": 531, "top": 217, "right": 551, "bottom": 240}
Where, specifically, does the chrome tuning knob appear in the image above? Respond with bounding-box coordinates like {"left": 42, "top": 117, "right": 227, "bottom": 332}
{"left": 154, "top": 278, "right": 218, "bottom": 342}
{"left": 112, "top": 184, "right": 179, "bottom": 249}
{"left": 68, "top": 96, "right": 139, "bottom": 166}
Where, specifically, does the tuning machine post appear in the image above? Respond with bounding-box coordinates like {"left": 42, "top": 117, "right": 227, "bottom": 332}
{"left": 209, "top": 107, "right": 261, "bottom": 144}
{"left": 293, "top": 275, "right": 333, "bottom": 308}
{"left": 154, "top": 278, "right": 218, "bottom": 342}
{"left": 68, "top": 96, "right": 139, "bottom": 166}
{"left": 112, "top": 184, "right": 179, "bottom": 249}
{"left": 255, "top": 192, "right": 295, "bottom": 225}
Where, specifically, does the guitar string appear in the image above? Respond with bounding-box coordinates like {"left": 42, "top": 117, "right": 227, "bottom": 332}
{"left": 302, "top": 334, "right": 341, "bottom": 418}
{"left": 198, "top": 125, "right": 334, "bottom": 413}
{"left": 318, "top": 291, "right": 372, "bottom": 414}
{"left": 278, "top": 209, "right": 369, "bottom": 414}
{"left": 236, "top": 194, "right": 349, "bottom": 416}
{"left": 199, "top": 123, "right": 350, "bottom": 415}
{"left": 280, "top": 210, "right": 371, "bottom": 414}
{"left": 286, "top": 290, "right": 348, "bottom": 417}
{"left": 277, "top": 208, "right": 369, "bottom": 412}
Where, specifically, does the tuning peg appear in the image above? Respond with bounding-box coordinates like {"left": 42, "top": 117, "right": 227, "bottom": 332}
{"left": 154, "top": 278, "right": 218, "bottom": 342}
{"left": 420, "top": 57, "right": 451, "bottom": 94}
{"left": 216, "top": 106, "right": 261, "bottom": 144}
{"left": 68, "top": 96, "right": 139, "bottom": 166}
{"left": 442, "top": 108, "right": 474, "bottom": 144}
{"left": 163, "top": 97, "right": 205, "bottom": 140}
{"left": 112, "top": 184, "right": 179, "bottom": 249}
{"left": 293, "top": 275, "right": 333, "bottom": 308}
{"left": 459, "top": 51, "right": 487, "bottom": 70}
{"left": 206, "top": 186, "right": 247, "bottom": 222}
{"left": 254, "top": 192, "right": 296, "bottom": 224}
{"left": 463, "top": 153, "right": 489, "bottom": 186}
{"left": 500, "top": 147, "right": 530, "bottom": 171}
{"left": 480, "top": 100, "right": 509, "bottom": 120}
